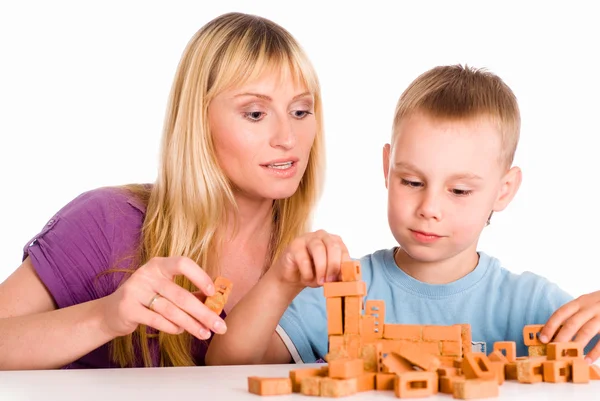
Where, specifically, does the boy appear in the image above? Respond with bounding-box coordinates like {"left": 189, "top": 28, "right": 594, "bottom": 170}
{"left": 206, "top": 65, "right": 600, "bottom": 366}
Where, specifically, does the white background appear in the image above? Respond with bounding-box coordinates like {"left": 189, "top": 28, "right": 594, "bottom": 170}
{"left": 1, "top": 1, "right": 598, "bottom": 298}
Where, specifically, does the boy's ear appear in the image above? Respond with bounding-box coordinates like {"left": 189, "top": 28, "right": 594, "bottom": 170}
{"left": 383, "top": 144, "right": 391, "bottom": 188}
{"left": 492, "top": 166, "right": 522, "bottom": 212}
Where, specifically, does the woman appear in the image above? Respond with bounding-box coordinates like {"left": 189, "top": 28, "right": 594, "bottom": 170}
{"left": 0, "top": 12, "right": 341, "bottom": 369}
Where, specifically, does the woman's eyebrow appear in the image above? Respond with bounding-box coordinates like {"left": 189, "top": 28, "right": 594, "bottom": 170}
{"left": 233, "top": 91, "right": 311, "bottom": 101}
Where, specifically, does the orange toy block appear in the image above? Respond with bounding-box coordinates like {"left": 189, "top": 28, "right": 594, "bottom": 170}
{"left": 329, "top": 335, "right": 344, "bottom": 353}
{"left": 340, "top": 260, "right": 362, "bottom": 282}
{"left": 423, "top": 325, "right": 461, "bottom": 342}
{"left": 493, "top": 341, "right": 516, "bottom": 362}
{"left": 441, "top": 341, "right": 462, "bottom": 357}
{"left": 572, "top": 359, "right": 590, "bottom": 383}
{"left": 528, "top": 345, "right": 547, "bottom": 357}
{"left": 325, "top": 348, "right": 349, "bottom": 363}
{"left": 542, "top": 360, "right": 571, "bottom": 383}
{"left": 516, "top": 358, "right": 544, "bottom": 383}
{"left": 382, "top": 352, "right": 415, "bottom": 374}
{"left": 523, "top": 325, "right": 545, "bottom": 346}
{"left": 360, "top": 342, "right": 382, "bottom": 372}
{"left": 394, "top": 371, "right": 438, "bottom": 398}
{"left": 356, "top": 372, "right": 376, "bottom": 392}
{"left": 505, "top": 362, "right": 518, "bottom": 380}
{"left": 364, "top": 300, "right": 385, "bottom": 326}
{"left": 488, "top": 350, "right": 508, "bottom": 363}
{"left": 344, "top": 296, "right": 363, "bottom": 335}
{"left": 379, "top": 339, "right": 407, "bottom": 355}
{"left": 320, "top": 377, "right": 358, "bottom": 397}
{"left": 456, "top": 324, "right": 472, "bottom": 357}
{"left": 397, "top": 341, "right": 441, "bottom": 371}
{"left": 375, "top": 373, "right": 396, "bottom": 390}
{"left": 437, "top": 366, "right": 459, "bottom": 377}
{"left": 248, "top": 377, "right": 292, "bottom": 396}
{"left": 383, "top": 324, "right": 422, "bottom": 341}
{"left": 323, "top": 281, "right": 366, "bottom": 298}
{"left": 289, "top": 368, "right": 323, "bottom": 392}
{"left": 439, "top": 356, "right": 459, "bottom": 367}
{"left": 204, "top": 276, "right": 232, "bottom": 315}
{"left": 462, "top": 352, "right": 496, "bottom": 381}
{"left": 360, "top": 315, "right": 380, "bottom": 341}
{"left": 344, "top": 333, "right": 362, "bottom": 359}
{"left": 300, "top": 376, "right": 322, "bottom": 396}
{"left": 547, "top": 342, "right": 584, "bottom": 360}
{"left": 328, "top": 358, "right": 364, "bottom": 379}
{"left": 439, "top": 376, "right": 464, "bottom": 394}
{"left": 453, "top": 378, "right": 499, "bottom": 399}
{"left": 417, "top": 340, "right": 443, "bottom": 356}
{"left": 490, "top": 361, "right": 505, "bottom": 385}
{"left": 590, "top": 364, "right": 600, "bottom": 380}
{"left": 326, "top": 297, "right": 343, "bottom": 335}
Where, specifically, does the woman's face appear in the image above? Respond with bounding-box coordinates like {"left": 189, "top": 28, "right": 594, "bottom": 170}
{"left": 208, "top": 67, "right": 317, "bottom": 202}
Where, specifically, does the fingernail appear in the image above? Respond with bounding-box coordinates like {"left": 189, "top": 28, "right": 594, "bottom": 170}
{"left": 318, "top": 277, "right": 325, "bottom": 285}
{"left": 539, "top": 335, "right": 548, "bottom": 343}
{"left": 213, "top": 320, "right": 227, "bottom": 334}
{"left": 327, "top": 275, "right": 337, "bottom": 282}
{"left": 585, "top": 357, "right": 592, "bottom": 364}
{"left": 199, "top": 328, "right": 211, "bottom": 339}
{"left": 206, "top": 283, "right": 214, "bottom": 295}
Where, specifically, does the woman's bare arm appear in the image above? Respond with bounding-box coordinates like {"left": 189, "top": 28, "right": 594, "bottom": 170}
{"left": 0, "top": 257, "right": 117, "bottom": 370}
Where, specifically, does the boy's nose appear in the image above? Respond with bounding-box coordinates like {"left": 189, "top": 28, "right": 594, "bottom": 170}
{"left": 417, "top": 191, "right": 443, "bottom": 221}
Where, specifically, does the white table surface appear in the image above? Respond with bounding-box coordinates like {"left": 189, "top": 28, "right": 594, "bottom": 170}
{"left": 1, "top": 363, "right": 599, "bottom": 401}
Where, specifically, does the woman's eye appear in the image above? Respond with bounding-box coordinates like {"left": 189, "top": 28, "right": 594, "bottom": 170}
{"left": 244, "top": 111, "right": 266, "bottom": 122}
{"left": 291, "top": 110, "right": 313, "bottom": 119}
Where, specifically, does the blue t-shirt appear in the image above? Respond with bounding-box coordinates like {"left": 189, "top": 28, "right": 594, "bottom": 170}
{"left": 277, "top": 248, "right": 596, "bottom": 363}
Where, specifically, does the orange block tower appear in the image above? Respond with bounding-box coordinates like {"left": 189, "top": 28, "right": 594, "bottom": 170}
{"left": 246, "top": 261, "right": 600, "bottom": 398}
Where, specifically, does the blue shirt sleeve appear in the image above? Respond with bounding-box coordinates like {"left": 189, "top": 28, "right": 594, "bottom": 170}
{"left": 278, "top": 286, "right": 328, "bottom": 363}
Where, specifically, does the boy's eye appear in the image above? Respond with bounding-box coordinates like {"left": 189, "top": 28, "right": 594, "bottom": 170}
{"left": 451, "top": 188, "right": 472, "bottom": 196}
{"left": 401, "top": 179, "right": 423, "bottom": 188}
{"left": 244, "top": 111, "right": 266, "bottom": 121}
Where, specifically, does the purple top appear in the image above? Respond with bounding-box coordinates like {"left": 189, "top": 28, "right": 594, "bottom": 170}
{"left": 22, "top": 186, "right": 220, "bottom": 368}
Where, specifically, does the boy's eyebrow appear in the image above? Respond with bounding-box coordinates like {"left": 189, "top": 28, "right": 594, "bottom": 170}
{"left": 449, "top": 172, "right": 483, "bottom": 181}
{"left": 394, "top": 162, "right": 483, "bottom": 180}
{"left": 394, "top": 161, "right": 424, "bottom": 174}
{"left": 233, "top": 91, "right": 312, "bottom": 101}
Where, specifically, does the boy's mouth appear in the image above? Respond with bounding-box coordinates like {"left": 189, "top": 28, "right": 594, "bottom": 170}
{"left": 411, "top": 229, "right": 440, "bottom": 237}
{"left": 410, "top": 229, "right": 443, "bottom": 243}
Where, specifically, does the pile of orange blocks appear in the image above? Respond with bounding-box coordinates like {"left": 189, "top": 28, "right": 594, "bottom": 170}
{"left": 247, "top": 261, "right": 600, "bottom": 398}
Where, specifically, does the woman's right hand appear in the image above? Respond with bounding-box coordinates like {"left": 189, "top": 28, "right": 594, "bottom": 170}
{"left": 268, "top": 229, "right": 351, "bottom": 290}
{"left": 100, "top": 256, "right": 226, "bottom": 340}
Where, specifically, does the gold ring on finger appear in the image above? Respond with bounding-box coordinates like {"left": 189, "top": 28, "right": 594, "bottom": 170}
{"left": 147, "top": 293, "right": 162, "bottom": 311}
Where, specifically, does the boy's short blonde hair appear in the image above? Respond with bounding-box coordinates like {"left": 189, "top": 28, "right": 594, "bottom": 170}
{"left": 392, "top": 65, "right": 520, "bottom": 168}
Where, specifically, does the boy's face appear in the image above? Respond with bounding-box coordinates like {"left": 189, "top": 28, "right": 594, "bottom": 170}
{"left": 383, "top": 111, "right": 521, "bottom": 264}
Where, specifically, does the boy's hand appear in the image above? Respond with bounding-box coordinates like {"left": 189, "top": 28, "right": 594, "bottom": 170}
{"left": 269, "top": 230, "right": 351, "bottom": 289}
{"left": 541, "top": 291, "right": 600, "bottom": 362}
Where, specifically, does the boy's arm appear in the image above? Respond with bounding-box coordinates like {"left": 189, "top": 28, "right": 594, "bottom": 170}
{"left": 205, "top": 271, "right": 299, "bottom": 365}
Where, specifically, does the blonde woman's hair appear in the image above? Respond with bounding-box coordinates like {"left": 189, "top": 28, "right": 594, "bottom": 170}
{"left": 111, "top": 12, "right": 324, "bottom": 368}
{"left": 392, "top": 64, "right": 520, "bottom": 168}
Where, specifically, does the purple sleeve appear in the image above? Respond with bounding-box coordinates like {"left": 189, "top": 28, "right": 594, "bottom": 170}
{"left": 22, "top": 187, "right": 145, "bottom": 309}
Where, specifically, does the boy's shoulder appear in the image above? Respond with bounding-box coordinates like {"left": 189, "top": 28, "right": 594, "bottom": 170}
{"left": 355, "top": 247, "right": 561, "bottom": 297}
{"left": 477, "top": 251, "right": 560, "bottom": 290}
